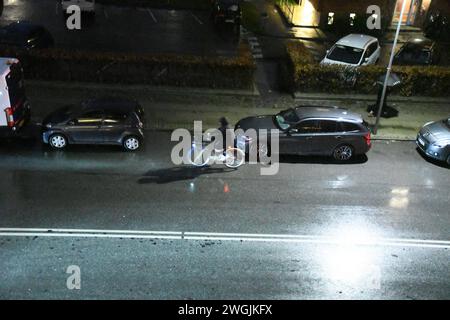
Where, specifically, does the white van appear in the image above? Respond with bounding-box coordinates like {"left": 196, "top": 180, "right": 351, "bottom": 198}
{"left": 61, "top": 0, "right": 96, "bottom": 14}
{"left": 0, "top": 58, "right": 30, "bottom": 134}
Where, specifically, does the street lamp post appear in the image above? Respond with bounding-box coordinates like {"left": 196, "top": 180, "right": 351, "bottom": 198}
{"left": 373, "top": 0, "right": 408, "bottom": 134}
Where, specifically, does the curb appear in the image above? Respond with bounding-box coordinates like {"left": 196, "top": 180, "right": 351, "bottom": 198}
{"left": 27, "top": 80, "right": 261, "bottom": 99}
{"left": 372, "top": 137, "right": 415, "bottom": 142}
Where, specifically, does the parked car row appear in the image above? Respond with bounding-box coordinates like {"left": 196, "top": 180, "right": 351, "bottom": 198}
{"left": 236, "top": 106, "right": 450, "bottom": 165}
{"left": 0, "top": 57, "right": 446, "bottom": 164}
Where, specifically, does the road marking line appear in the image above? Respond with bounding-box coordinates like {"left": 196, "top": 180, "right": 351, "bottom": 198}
{"left": 190, "top": 12, "right": 203, "bottom": 25}
{"left": 0, "top": 228, "right": 449, "bottom": 249}
{"left": 147, "top": 8, "right": 157, "bottom": 23}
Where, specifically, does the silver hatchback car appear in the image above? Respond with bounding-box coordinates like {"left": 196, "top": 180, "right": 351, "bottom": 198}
{"left": 416, "top": 118, "right": 450, "bottom": 165}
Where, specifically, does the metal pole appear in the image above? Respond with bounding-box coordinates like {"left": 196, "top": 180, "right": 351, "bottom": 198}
{"left": 373, "top": 0, "right": 408, "bottom": 134}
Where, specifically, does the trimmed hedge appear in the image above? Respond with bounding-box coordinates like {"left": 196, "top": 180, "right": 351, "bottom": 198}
{"left": 0, "top": 45, "right": 255, "bottom": 89}
{"left": 284, "top": 42, "right": 450, "bottom": 97}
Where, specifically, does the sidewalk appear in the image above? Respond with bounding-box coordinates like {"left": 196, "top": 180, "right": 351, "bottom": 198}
{"left": 248, "top": 0, "right": 329, "bottom": 42}
{"left": 27, "top": 80, "right": 449, "bottom": 141}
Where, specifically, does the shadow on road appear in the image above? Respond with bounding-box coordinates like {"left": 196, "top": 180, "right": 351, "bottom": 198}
{"left": 138, "top": 166, "right": 236, "bottom": 184}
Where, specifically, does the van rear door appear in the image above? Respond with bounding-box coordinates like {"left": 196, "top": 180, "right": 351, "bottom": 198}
{"left": 5, "top": 61, "right": 30, "bottom": 129}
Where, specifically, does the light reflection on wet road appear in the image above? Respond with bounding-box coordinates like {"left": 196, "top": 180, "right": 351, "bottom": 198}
{"left": 0, "top": 132, "right": 448, "bottom": 298}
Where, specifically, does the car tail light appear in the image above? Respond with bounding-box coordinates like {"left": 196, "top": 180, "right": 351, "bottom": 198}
{"left": 4, "top": 108, "right": 14, "bottom": 127}
{"left": 364, "top": 132, "right": 371, "bottom": 147}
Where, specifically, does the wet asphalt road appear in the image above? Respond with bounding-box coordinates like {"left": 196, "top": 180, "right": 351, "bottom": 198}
{"left": 0, "top": 0, "right": 239, "bottom": 56}
{"left": 0, "top": 132, "right": 449, "bottom": 299}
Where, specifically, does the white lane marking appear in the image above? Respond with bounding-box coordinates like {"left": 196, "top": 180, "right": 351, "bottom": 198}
{"left": 0, "top": 228, "right": 449, "bottom": 249}
{"left": 191, "top": 12, "right": 203, "bottom": 25}
{"left": 147, "top": 8, "right": 157, "bottom": 23}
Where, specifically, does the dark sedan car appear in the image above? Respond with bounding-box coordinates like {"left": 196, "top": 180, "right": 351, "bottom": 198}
{"left": 0, "top": 21, "right": 54, "bottom": 50}
{"left": 42, "top": 97, "right": 145, "bottom": 151}
{"left": 393, "top": 38, "right": 440, "bottom": 66}
{"left": 211, "top": 0, "right": 242, "bottom": 26}
{"left": 235, "top": 106, "right": 371, "bottom": 161}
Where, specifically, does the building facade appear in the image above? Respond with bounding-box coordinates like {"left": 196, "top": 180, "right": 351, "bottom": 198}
{"left": 277, "top": 0, "right": 449, "bottom": 29}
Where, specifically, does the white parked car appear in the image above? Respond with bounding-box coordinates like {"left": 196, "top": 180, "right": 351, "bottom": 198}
{"left": 321, "top": 34, "right": 381, "bottom": 67}
{"left": 61, "top": 0, "right": 95, "bottom": 14}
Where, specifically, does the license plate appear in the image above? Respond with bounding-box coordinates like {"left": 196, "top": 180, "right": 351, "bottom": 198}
{"left": 418, "top": 137, "right": 425, "bottom": 146}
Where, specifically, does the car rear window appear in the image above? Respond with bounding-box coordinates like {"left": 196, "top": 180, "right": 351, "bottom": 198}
{"left": 104, "top": 111, "right": 128, "bottom": 123}
{"left": 340, "top": 122, "right": 361, "bottom": 132}
{"left": 327, "top": 45, "right": 364, "bottom": 65}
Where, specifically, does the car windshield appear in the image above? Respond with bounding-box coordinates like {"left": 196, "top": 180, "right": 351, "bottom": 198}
{"left": 401, "top": 48, "right": 431, "bottom": 64}
{"left": 275, "top": 109, "right": 299, "bottom": 130}
{"left": 327, "top": 45, "right": 364, "bottom": 65}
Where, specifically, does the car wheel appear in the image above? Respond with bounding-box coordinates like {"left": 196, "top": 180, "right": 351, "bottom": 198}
{"left": 49, "top": 134, "right": 67, "bottom": 150}
{"left": 333, "top": 145, "right": 354, "bottom": 161}
{"left": 123, "top": 136, "right": 141, "bottom": 152}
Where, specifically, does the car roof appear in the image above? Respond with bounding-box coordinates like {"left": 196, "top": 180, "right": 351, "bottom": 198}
{"left": 403, "top": 38, "right": 435, "bottom": 51}
{"left": 336, "top": 34, "right": 378, "bottom": 49}
{"left": 294, "top": 106, "right": 363, "bottom": 122}
{"left": 82, "top": 97, "right": 140, "bottom": 113}
{"left": 1, "top": 21, "right": 41, "bottom": 35}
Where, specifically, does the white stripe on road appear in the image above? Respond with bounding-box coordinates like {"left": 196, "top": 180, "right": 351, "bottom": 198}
{"left": 147, "top": 8, "right": 157, "bottom": 23}
{"left": 190, "top": 12, "right": 203, "bottom": 25}
{"left": 0, "top": 228, "right": 449, "bottom": 249}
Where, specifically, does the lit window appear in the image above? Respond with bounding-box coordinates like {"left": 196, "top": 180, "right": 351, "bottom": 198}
{"left": 328, "top": 12, "right": 334, "bottom": 25}
{"left": 350, "top": 13, "right": 356, "bottom": 26}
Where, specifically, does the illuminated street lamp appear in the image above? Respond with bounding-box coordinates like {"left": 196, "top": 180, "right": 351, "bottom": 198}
{"left": 373, "top": 0, "right": 408, "bottom": 134}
